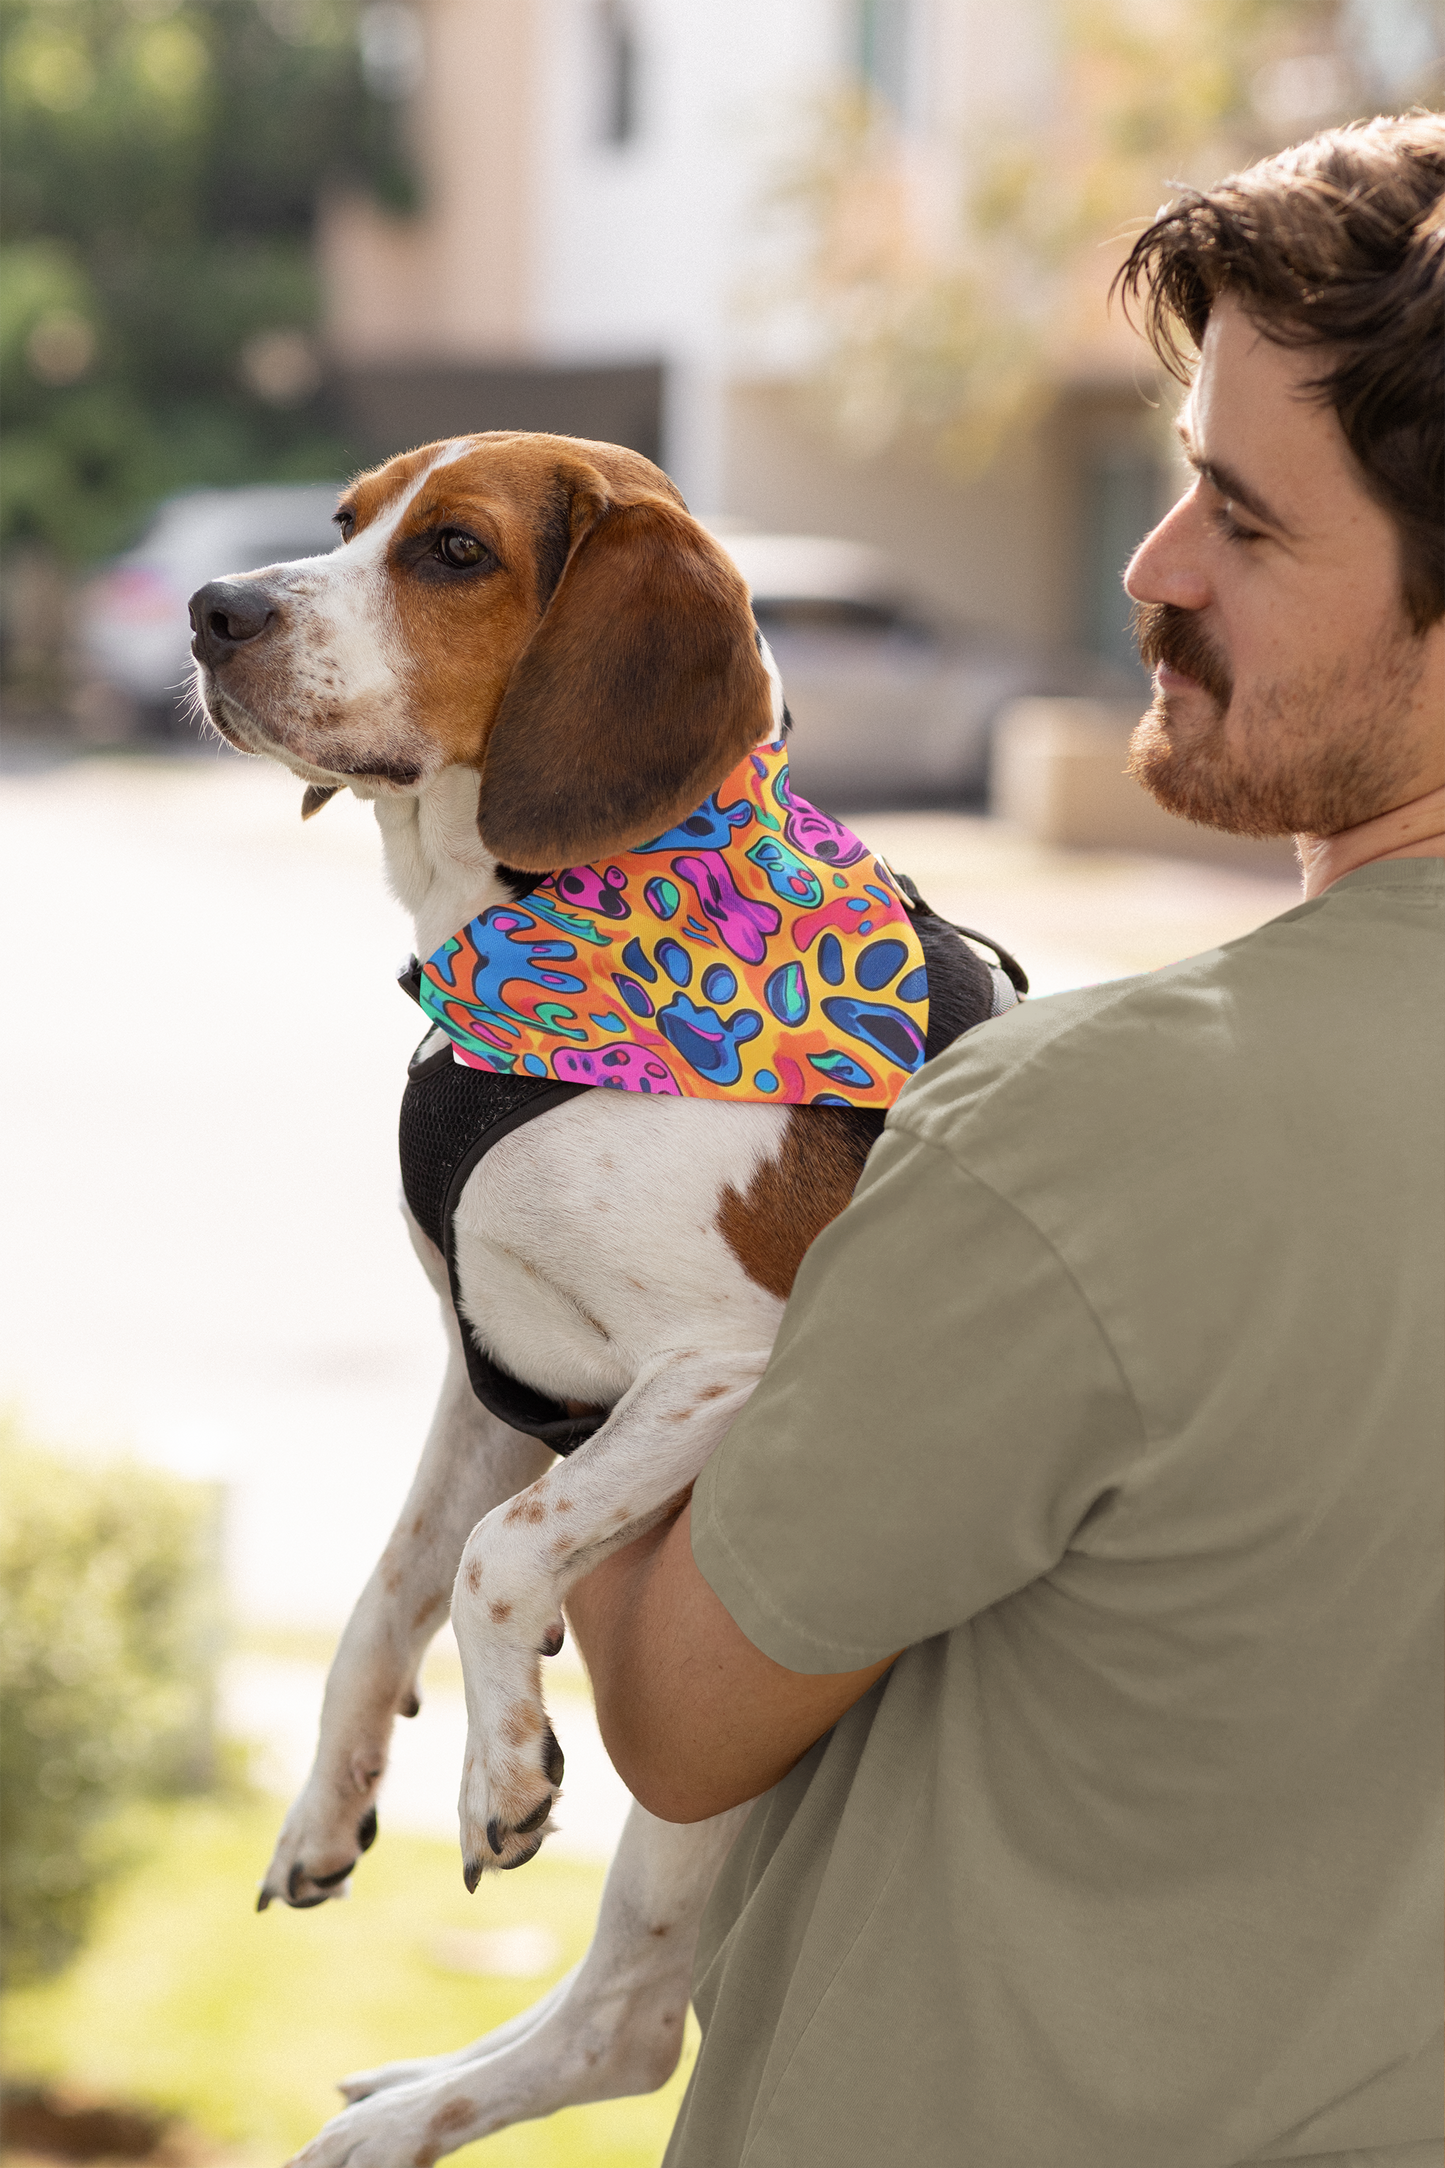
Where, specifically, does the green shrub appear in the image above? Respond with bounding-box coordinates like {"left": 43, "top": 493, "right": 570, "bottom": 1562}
{"left": 0, "top": 1424, "right": 223, "bottom": 1986}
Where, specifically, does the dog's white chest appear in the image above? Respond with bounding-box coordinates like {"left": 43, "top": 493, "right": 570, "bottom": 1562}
{"left": 448, "top": 1086, "right": 788, "bottom": 1410}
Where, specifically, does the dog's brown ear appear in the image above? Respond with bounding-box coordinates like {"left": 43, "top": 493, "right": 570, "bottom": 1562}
{"left": 476, "top": 495, "right": 773, "bottom": 870}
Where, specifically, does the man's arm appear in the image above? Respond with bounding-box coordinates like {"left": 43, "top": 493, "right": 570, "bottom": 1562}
{"left": 565, "top": 1501, "right": 897, "bottom": 1824}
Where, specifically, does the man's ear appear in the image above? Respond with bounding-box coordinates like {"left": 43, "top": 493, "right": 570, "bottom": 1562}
{"left": 476, "top": 495, "right": 774, "bottom": 871}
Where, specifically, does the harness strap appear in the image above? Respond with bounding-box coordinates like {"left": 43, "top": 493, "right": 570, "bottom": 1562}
{"left": 398, "top": 1005, "right": 603, "bottom": 1454}
{"left": 893, "top": 871, "right": 1030, "bottom": 996}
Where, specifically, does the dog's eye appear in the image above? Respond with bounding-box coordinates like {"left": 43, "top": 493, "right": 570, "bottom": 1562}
{"left": 333, "top": 510, "right": 355, "bottom": 542}
{"left": 438, "top": 530, "right": 487, "bottom": 568}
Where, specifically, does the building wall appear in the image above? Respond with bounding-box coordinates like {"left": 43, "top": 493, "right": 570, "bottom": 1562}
{"left": 319, "top": 0, "right": 538, "bottom": 362}
{"left": 720, "top": 378, "right": 1074, "bottom": 646}
{"left": 315, "top": 0, "right": 1174, "bottom": 657}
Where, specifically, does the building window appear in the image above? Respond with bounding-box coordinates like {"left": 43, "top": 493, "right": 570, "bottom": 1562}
{"left": 596, "top": 0, "right": 639, "bottom": 146}
{"left": 1081, "top": 444, "right": 1159, "bottom": 675}
{"left": 858, "top": 0, "right": 912, "bottom": 116}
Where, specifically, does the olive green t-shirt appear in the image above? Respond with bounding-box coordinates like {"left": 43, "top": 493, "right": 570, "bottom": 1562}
{"left": 674, "top": 860, "right": 1444, "bottom": 2168}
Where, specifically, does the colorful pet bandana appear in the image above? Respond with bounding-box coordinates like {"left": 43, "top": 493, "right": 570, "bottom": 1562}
{"left": 419, "top": 737, "right": 929, "bottom": 1106}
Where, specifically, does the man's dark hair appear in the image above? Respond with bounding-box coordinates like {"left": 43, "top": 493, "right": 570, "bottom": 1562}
{"left": 1114, "top": 114, "right": 1445, "bottom": 631}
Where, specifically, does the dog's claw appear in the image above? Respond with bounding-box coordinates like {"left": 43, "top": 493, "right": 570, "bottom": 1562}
{"left": 539, "top": 1620, "right": 565, "bottom": 1658}
{"left": 311, "top": 1861, "right": 353, "bottom": 1889}
{"left": 287, "top": 1862, "right": 307, "bottom": 1902}
{"left": 357, "top": 1806, "right": 378, "bottom": 1852}
{"left": 463, "top": 1856, "right": 482, "bottom": 1894}
{"left": 500, "top": 1834, "right": 544, "bottom": 1871}
{"left": 513, "top": 1797, "right": 551, "bottom": 1836}
{"left": 256, "top": 1888, "right": 272, "bottom": 1913}
{"left": 400, "top": 1691, "right": 421, "bottom": 1718}
{"left": 486, "top": 1817, "right": 505, "bottom": 1858}
{"left": 542, "top": 1726, "right": 565, "bottom": 1788}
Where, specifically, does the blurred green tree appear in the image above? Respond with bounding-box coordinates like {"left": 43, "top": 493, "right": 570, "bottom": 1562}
{"left": 0, "top": 0, "right": 414, "bottom": 560}
{"left": 0, "top": 1424, "right": 224, "bottom": 1986}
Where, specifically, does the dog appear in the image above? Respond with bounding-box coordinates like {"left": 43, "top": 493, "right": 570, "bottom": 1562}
{"left": 188, "top": 432, "right": 1019, "bottom": 2166}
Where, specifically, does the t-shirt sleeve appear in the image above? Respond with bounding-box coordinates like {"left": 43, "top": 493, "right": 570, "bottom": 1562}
{"left": 691, "top": 1123, "right": 1147, "bottom": 1671}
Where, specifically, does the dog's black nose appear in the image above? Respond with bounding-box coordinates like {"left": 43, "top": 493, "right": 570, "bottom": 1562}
{"left": 189, "top": 579, "right": 277, "bottom": 664}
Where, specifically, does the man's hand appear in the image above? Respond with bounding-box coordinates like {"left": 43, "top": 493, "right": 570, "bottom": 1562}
{"left": 565, "top": 1503, "right": 897, "bottom": 1823}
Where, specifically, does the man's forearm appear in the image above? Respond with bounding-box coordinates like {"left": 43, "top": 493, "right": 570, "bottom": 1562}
{"left": 566, "top": 1502, "right": 897, "bottom": 1823}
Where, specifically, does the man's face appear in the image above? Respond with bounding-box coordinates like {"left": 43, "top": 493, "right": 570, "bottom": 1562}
{"left": 1124, "top": 293, "right": 1444, "bottom": 839}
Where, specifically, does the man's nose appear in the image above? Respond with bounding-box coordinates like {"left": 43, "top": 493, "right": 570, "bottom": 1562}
{"left": 189, "top": 579, "right": 278, "bottom": 665}
{"left": 1124, "top": 485, "right": 1210, "bottom": 610}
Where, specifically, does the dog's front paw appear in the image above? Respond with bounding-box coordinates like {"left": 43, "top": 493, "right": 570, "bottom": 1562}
{"left": 458, "top": 1696, "right": 566, "bottom": 1882}
{"left": 288, "top": 2080, "right": 466, "bottom": 2168}
{"left": 258, "top": 1777, "right": 381, "bottom": 1912}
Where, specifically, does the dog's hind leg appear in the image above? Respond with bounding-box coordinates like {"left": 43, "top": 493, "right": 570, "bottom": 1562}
{"left": 258, "top": 1220, "right": 553, "bottom": 1910}
{"left": 293, "top": 1800, "right": 749, "bottom": 2166}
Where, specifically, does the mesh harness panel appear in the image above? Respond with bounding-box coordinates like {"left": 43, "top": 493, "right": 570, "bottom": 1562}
{"left": 397, "top": 896, "right": 1026, "bottom": 1454}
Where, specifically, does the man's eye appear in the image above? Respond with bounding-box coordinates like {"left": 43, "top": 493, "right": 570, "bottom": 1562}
{"left": 439, "top": 530, "right": 486, "bottom": 568}
{"left": 1213, "top": 504, "right": 1263, "bottom": 544}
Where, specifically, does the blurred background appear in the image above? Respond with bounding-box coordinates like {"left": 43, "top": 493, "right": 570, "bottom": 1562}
{"left": 1, "top": 2, "right": 1441, "bottom": 2163}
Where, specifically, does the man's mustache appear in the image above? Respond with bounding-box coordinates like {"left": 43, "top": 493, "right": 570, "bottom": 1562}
{"left": 1132, "top": 601, "right": 1234, "bottom": 710}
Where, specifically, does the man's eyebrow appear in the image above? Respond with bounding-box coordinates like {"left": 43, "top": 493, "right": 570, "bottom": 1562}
{"left": 1174, "top": 421, "right": 1294, "bottom": 536}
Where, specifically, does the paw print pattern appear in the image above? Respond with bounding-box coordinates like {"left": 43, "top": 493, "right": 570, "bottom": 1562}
{"left": 420, "top": 740, "right": 930, "bottom": 1108}
{"left": 553, "top": 1044, "right": 683, "bottom": 1093}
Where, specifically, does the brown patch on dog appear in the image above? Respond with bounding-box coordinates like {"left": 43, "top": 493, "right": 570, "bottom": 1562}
{"left": 503, "top": 1703, "right": 543, "bottom": 1746}
{"left": 413, "top": 1595, "right": 444, "bottom": 1631}
{"left": 505, "top": 1489, "right": 548, "bottom": 1526}
{"left": 489, "top": 1599, "right": 512, "bottom": 1623}
{"left": 410, "top": 1512, "right": 427, "bottom": 1537}
{"left": 553, "top": 1497, "right": 573, "bottom": 1512}
{"left": 650, "top": 1923, "right": 670, "bottom": 1937}
{"left": 697, "top": 1383, "right": 728, "bottom": 1401}
{"left": 425, "top": 2097, "right": 476, "bottom": 2139}
{"left": 716, "top": 1107, "right": 874, "bottom": 1301}
{"left": 477, "top": 472, "right": 773, "bottom": 868}
{"left": 466, "top": 1560, "right": 482, "bottom": 1595}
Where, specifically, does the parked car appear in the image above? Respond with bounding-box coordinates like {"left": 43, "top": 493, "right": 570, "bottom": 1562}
{"left": 713, "top": 530, "right": 1045, "bottom": 805}
{"left": 81, "top": 485, "right": 1046, "bottom": 798}
{"left": 79, "top": 485, "right": 343, "bottom": 732}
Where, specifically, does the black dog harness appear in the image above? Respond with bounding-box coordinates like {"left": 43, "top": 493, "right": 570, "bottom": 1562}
{"left": 397, "top": 887, "right": 1027, "bottom": 1455}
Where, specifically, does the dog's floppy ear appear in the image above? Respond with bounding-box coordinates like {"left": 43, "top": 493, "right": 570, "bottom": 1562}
{"left": 476, "top": 492, "right": 774, "bottom": 871}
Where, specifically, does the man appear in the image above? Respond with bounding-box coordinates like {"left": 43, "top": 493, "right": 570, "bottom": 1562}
{"left": 568, "top": 115, "right": 1444, "bottom": 2167}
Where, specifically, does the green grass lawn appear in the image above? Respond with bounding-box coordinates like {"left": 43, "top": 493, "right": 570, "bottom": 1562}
{"left": 0, "top": 1790, "right": 694, "bottom": 2166}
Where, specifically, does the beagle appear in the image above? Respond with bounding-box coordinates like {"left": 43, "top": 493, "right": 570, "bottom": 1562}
{"left": 187, "top": 432, "right": 1016, "bottom": 2167}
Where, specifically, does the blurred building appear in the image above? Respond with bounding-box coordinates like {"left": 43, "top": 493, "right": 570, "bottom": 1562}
{"left": 316, "top": 0, "right": 1391, "bottom": 672}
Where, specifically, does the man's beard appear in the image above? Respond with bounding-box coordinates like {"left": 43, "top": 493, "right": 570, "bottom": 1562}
{"left": 1127, "top": 601, "right": 1426, "bottom": 839}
